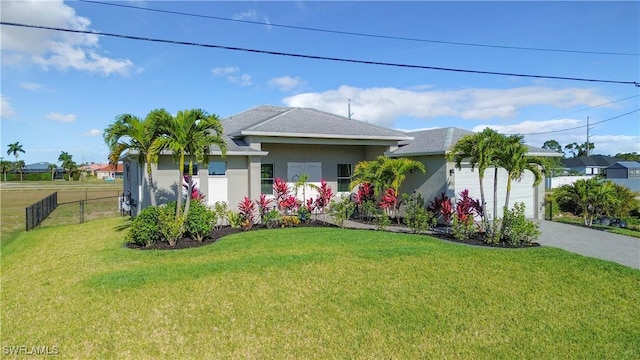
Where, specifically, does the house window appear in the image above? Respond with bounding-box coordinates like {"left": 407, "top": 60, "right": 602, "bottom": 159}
{"left": 208, "top": 161, "right": 227, "bottom": 176}
{"left": 261, "top": 164, "right": 274, "bottom": 194}
{"left": 183, "top": 163, "right": 198, "bottom": 175}
{"left": 337, "top": 163, "right": 352, "bottom": 192}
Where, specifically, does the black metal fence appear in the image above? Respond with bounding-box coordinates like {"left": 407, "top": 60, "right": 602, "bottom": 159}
{"left": 25, "top": 192, "right": 58, "bottom": 231}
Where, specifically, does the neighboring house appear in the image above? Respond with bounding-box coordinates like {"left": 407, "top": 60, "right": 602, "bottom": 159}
{"left": 24, "top": 162, "right": 54, "bottom": 173}
{"left": 390, "top": 128, "right": 560, "bottom": 219}
{"left": 123, "top": 105, "right": 557, "bottom": 218}
{"left": 606, "top": 161, "right": 640, "bottom": 192}
{"left": 96, "top": 163, "right": 123, "bottom": 180}
{"left": 562, "top": 155, "right": 622, "bottom": 176}
{"left": 80, "top": 163, "right": 106, "bottom": 177}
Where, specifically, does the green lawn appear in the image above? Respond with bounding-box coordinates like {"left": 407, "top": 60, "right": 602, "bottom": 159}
{"left": 2, "top": 217, "right": 639, "bottom": 358}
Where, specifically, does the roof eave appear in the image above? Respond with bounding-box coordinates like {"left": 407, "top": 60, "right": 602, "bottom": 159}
{"left": 240, "top": 130, "right": 412, "bottom": 141}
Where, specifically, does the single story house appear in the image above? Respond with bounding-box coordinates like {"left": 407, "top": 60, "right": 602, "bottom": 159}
{"left": 123, "top": 105, "right": 558, "bottom": 218}
{"left": 562, "top": 155, "right": 622, "bottom": 176}
{"left": 96, "top": 163, "right": 123, "bottom": 180}
{"left": 606, "top": 161, "right": 640, "bottom": 192}
{"left": 24, "top": 162, "right": 56, "bottom": 174}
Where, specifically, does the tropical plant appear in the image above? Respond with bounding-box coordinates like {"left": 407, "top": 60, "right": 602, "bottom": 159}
{"left": 0, "top": 160, "right": 11, "bottom": 182}
{"left": 495, "top": 135, "right": 544, "bottom": 211}
{"left": 58, "top": 151, "right": 78, "bottom": 181}
{"left": 47, "top": 163, "right": 57, "bottom": 181}
{"left": 293, "top": 173, "right": 319, "bottom": 203}
{"left": 225, "top": 210, "right": 243, "bottom": 229}
{"left": 150, "top": 109, "right": 227, "bottom": 219}
{"left": 314, "top": 179, "right": 334, "bottom": 214}
{"left": 103, "top": 113, "right": 161, "bottom": 206}
{"left": 158, "top": 207, "right": 184, "bottom": 247}
{"left": 428, "top": 192, "right": 454, "bottom": 225}
{"left": 328, "top": 196, "right": 355, "bottom": 228}
{"left": 554, "top": 178, "right": 627, "bottom": 226}
{"left": 446, "top": 127, "right": 503, "bottom": 228}
{"left": 238, "top": 196, "right": 256, "bottom": 230}
{"left": 6, "top": 141, "right": 25, "bottom": 161}
{"left": 12, "top": 160, "right": 25, "bottom": 181}
{"left": 256, "top": 194, "right": 274, "bottom": 222}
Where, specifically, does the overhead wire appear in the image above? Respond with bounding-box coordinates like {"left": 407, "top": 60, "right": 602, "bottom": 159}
{"left": 1, "top": 22, "right": 638, "bottom": 87}
{"left": 518, "top": 108, "right": 640, "bottom": 136}
{"left": 77, "top": 0, "right": 639, "bottom": 57}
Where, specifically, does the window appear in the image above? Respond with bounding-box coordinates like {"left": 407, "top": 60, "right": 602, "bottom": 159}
{"left": 183, "top": 163, "right": 198, "bottom": 175}
{"left": 261, "top": 164, "right": 274, "bottom": 194}
{"left": 208, "top": 161, "right": 227, "bottom": 176}
{"left": 337, "top": 164, "right": 352, "bottom": 192}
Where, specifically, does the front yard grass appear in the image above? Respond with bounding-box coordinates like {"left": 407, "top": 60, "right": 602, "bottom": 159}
{"left": 2, "top": 217, "right": 639, "bottom": 358}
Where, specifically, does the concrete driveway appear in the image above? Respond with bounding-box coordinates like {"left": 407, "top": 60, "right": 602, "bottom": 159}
{"left": 536, "top": 220, "right": 640, "bottom": 270}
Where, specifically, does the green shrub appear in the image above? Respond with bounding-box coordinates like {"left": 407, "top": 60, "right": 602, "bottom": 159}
{"left": 328, "top": 196, "right": 355, "bottom": 228}
{"left": 282, "top": 215, "right": 301, "bottom": 227}
{"left": 128, "top": 206, "right": 161, "bottom": 247}
{"left": 500, "top": 202, "right": 540, "bottom": 246}
{"left": 185, "top": 200, "right": 216, "bottom": 242}
{"left": 262, "top": 209, "right": 280, "bottom": 229}
{"left": 403, "top": 193, "right": 436, "bottom": 234}
{"left": 376, "top": 211, "right": 391, "bottom": 231}
{"left": 452, "top": 214, "right": 476, "bottom": 241}
{"left": 214, "top": 201, "right": 228, "bottom": 229}
{"left": 158, "top": 206, "right": 184, "bottom": 247}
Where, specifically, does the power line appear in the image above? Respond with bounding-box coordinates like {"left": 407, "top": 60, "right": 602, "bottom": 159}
{"left": 77, "top": 0, "right": 639, "bottom": 57}
{"left": 2, "top": 21, "right": 639, "bottom": 87}
{"left": 519, "top": 108, "right": 640, "bottom": 135}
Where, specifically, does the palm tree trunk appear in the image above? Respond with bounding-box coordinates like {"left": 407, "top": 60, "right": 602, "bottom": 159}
{"left": 504, "top": 176, "right": 512, "bottom": 211}
{"left": 146, "top": 162, "right": 157, "bottom": 207}
{"left": 478, "top": 175, "right": 489, "bottom": 231}
{"left": 493, "top": 167, "right": 498, "bottom": 223}
{"left": 184, "top": 159, "right": 193, "bottom": 219}
{"left": 176, "top": 154, "right": 184, "bottom": 218}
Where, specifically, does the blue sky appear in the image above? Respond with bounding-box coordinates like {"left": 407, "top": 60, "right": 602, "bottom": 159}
{"left": 1, "top": 0, "right": 639, "bottom": 165}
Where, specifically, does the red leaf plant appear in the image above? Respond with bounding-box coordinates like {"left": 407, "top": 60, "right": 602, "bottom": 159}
{"left": 429, "top": 192, "right": 454, "bottom": 224}
{"left": 238, "top": 196, "right": 256, "bottom": 228}
{"left": 314, "top": 179, "right": 334, "bottom": 212}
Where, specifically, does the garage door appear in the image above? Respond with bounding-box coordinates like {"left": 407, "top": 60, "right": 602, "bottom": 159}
{"left": 454, "top": 165, "right": 535, "bottom": 218}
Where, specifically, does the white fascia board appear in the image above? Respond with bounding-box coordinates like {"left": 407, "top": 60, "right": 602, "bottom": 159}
{"left": 240, "top": 130, "right": 412, "bottom": 141}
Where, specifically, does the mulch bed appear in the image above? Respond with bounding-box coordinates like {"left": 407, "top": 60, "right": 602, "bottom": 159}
{"left": 126, "top": 220, "right": 539, "bottom": 250}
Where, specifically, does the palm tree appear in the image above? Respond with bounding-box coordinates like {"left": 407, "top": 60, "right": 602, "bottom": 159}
{"left": 0, "top": 159, "right": 11, "bottom": 182}
{"left": 13, "top": 160, "right": 25, "bottom": 181}
{"left": 446, "top": 128, "right": 503, "bottom": 228}
{"left": 104, "top": 113, "right": 161, "bottom": 206}
{"left": 151, "top": 109, "right": 227, "bottom": 218}
{"left": 58, "top": 151, "right": 77, "bottom": 181}
{"left": 495, "top": 135, "right": 544, "bottom": 211}
{"left": 6, "top": 142, "right": 25, "bottom": 161}
{"left": 48, "top": 163, "right": 57, "bottom": 181}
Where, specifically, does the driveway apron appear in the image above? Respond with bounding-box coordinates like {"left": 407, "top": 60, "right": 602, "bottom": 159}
{"left": 536, "top": 220, "right": 640, "bottom": 270}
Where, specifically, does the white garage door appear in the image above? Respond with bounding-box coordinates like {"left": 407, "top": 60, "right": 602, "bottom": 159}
{"left": 454, "top": 165, "right": 535, "bottom": 218}
{"left": 288, "top": 162, "right": 322, "bottom": 201}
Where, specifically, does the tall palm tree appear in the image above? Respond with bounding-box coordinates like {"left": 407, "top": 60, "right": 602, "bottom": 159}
{"left": 13, "top": 160, "right": 25, "bottom": 181}
{"left": 380, "top": 157, "right": 426, "bottom": 197}
{"left": 48, "top": 163, "right": 57, "bottom": 181}
{"left": 104, "top": 113, "right": 161, "bottom": 206}
{"left": 495, "top": 135, "right": 544, "bottom": 211}
{"left": 151, "top": 109, "right": 227, "bottom": 218}
{"left": 446, "top": 128, "right": 503, "bottom": 227}
{"left": 6, "top": 141, "right": 25, "bottom": 161}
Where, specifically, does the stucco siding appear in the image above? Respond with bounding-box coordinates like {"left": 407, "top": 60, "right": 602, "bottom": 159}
{"left": 400, "top": 155, "right": 450, "bottom": 203}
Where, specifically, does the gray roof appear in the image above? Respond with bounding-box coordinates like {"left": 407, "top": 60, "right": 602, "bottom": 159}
{"left": 391, "top": 127, "right": 473, "bottom": 156}
{"left": 222, "top": 105, "right": 412, "bottom": 141}
{"left": 25, "top": 162, "right": 54, "bottom": 171}
{"left": 607, "top": 161, "right": 640, "bottom": 169}
{"left": 390, "top": 127, "right": 561, "bottom": 157}
{"left": 562, "top": 155, "right": 622, "bottom": 168}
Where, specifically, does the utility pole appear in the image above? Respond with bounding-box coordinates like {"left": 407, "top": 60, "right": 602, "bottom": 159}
{"left": 586, "top": 116, "right": 590, "bottom": 157}
{"left": 347, "top": 98, "right": 354, "bottom": 120}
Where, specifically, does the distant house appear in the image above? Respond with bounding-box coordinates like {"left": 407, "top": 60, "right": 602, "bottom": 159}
{"left": 562, "top": 155, "right": 622, "bottom": 176}
{"left": 80, "top": 163, "right": 106, "bottom": 177}
{"left": 606, "top": 161, "right": 640, "bottom": 192}
{"left": 24, "top": 162, "right": 54, "bottom": 173}
{"left": 96, "top": 163, "right": 123, "bottom": 180}
{"left": 123, "top": 105, "right": 559, "bottom": 219}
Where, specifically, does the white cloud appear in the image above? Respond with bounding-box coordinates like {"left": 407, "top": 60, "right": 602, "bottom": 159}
{"left": 268, "top": 76, "right": 306, "bottom": 92}
{"left": 46, "top": 112, "right": 76, "bottom": 123}
{"left": 82, "top": 128, "right": 102, "bottom": 137}
{"left": 0, "top": 0, "right": 134, "bottom": 75}
{"left": 233, "top": 10, "right": 272, "bottom": 29}
{"left": 472, "top": 119, "right": 640, "bottom": 155}
{"left": 1, "top": 94, "right": 16, "bottom": 119}
{"left": 283, "top": 85, "right": 612, "bottom": 127}
{"left": 211, "top": 66, "right": 252, "bottom": 87}
{"left": 20, "top": 82, "right": 46, "bottom": 91}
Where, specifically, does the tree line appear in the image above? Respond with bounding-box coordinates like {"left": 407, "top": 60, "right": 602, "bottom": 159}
{"left": 1, "top": 141, "right": 85, "bottom": 182}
